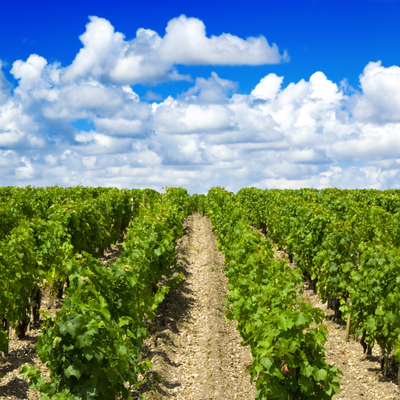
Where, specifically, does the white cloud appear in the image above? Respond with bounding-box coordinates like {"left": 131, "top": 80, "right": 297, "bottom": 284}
{"left": 143, "top": 90, "right": 163, "bottom": 101}
{"left": 154, "top": 100, "right": 233, "bottom": 134}
{"left": 74, "top": 131, "right": 133, "bottom": 155}
{"left": 351, "top": 61, "right": 400, "bottom": 124}
{"left": 94, "top": 117, "right": 145, "bottom": 137}
{"left": 11, "top": 54, "right": 48, "bottom": 92}
{"left": 61, "top": 15, "right": 287, "bottom": 86}
{"left": 251, "top": 73, "right": 283, "bottom": 100}
{"left": 0, "top": 100, "right": 45, "bottom": 148}
{"left": 182, "top": 72, "right": 237, "bottom": 104}
{"left": 15, "top": 157, "right": 35, "bottom": 180}
{"left": 158, "top": 15, "right": 288, "bottom": 66}
{"left": 1, "top": 16, "right": 400, "bottom": 192}
{"left": 62, "top": 16, "right": 125, "bottom": 83}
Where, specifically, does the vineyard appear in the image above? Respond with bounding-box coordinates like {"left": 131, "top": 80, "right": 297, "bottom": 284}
{"left": 1, "top": 186, "right": 400, "bottom": 399}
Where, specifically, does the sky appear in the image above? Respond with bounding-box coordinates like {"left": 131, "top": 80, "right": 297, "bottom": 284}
{"left": 1, "top": 0, "right": 400, "bottom": 193}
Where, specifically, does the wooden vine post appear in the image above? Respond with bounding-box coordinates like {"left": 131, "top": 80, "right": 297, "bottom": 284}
{"left": 32, "top": 287, "right": 42, "bottom": 325}
{"left": 382, "top": 348, "right": 389, "bottom": 377}
{"left": 345, "top": 314, "right": 351, "bottom": 342}
{"left": 1, "top": 318, "right": 9, "bottom": 357}
{"left": 49, "top": 285, "right": 55, "bottom": 310}
{"left": 345, "top": 298, "right": 351, "bottom": 342}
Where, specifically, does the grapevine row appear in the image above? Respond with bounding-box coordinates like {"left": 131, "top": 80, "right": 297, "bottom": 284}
{"left": 203, "top": 187, "right": 342, "bottom": 399}
{"left": 20, "top": 187, "right": 194, "bottom": 399}
{"left": 0, "top": 187, "right": 153, "bottom": 354}
{"left": 236, "top": 187, "right": 400, "bottom": 384}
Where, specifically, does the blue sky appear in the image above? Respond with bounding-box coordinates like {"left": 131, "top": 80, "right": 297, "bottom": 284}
{"left": 2, "top": 0, "right": 400, "bottom": 94}
{"left": 1, "top": 0, "right": 400, "bottom": 192}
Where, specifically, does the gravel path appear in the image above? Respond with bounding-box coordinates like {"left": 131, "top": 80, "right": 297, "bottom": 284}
{"left": 133, "top": 212, "right": 256, "bottom": 399}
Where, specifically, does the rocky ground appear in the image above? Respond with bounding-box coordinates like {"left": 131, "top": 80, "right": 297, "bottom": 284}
{"left": 0, "top": 285, "right": 62, "bottom": 399}
{"left": 131, "top": 212, "right": 257, "bottom": 400}
{"left": 1, "top": 213, "right": 400, "bottom": 400}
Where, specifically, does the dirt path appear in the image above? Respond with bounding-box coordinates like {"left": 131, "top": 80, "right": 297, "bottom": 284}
{"left": 134, "top": 213, "right": 256, "bottom": 400}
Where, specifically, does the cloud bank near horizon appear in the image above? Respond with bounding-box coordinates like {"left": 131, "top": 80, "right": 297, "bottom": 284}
{"left": 1, "top": 16, "right": 400, "bottom": 193}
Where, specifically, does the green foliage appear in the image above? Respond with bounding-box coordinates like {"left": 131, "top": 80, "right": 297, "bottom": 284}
{"left": 22, "top": 253, "right": 149, "bottom": 399}
{"left": 190, "top": 193, "right": 207, "bottom": 215}
{"left": 0, "top": 221, "right": 37, "bottom": 346}
{"left": 3, "top": 184, "right": 399, "bottom": 397}
{"left": 349, "top": 245, "right": 400, "bottom": 353}
{"left": 1, "top": 187, "right": 134, "bottom": 346}
{"left": 18, "top": 186, "right": 192, "bottom": 400}
{"left": 236, "top": 187, "right": 400, "bottom": 371}
{"left": 205, "top": 187, "right": 342, "bottom": 399}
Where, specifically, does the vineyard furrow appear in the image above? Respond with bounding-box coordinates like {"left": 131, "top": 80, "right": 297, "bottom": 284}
{"left": 133, "top": 212, "right": 256, "bottom": 400}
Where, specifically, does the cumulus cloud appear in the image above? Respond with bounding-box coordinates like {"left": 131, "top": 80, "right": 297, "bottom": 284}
{"left": 143, "top": 90, "right": 163, "bottom": 101}
{"left": 158, "top": 15, "right": 288, "bottom": 66}
{"left": 1, "top": 15, "right": 400, "bottom": 192}
{"left": 0, "top": 99, "right": 45, "bottom": 149}
{"left": 350, "top": 61, "right": 400, "bottom": 124}
{"left": 61, "top": 15, "right": 287, "bottom": 86}
{"left": 181, "top": 72, "right": 238, "bottom": 104}
{"left": 154, "top": 100, "right": 234, "bottom": 135}
{"left": 11, "top": 55, "right": 48, "bottom": 92}
{"left": 251, "top": 73, "right": 283, "bottom": 100}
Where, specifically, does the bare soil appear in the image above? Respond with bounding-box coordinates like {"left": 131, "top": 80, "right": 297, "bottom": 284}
{"left": 0, "top": 285, "right": 62, "bottom": 400}
{"left": 132, "top": 212, "right": 257, "bottom": 399}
